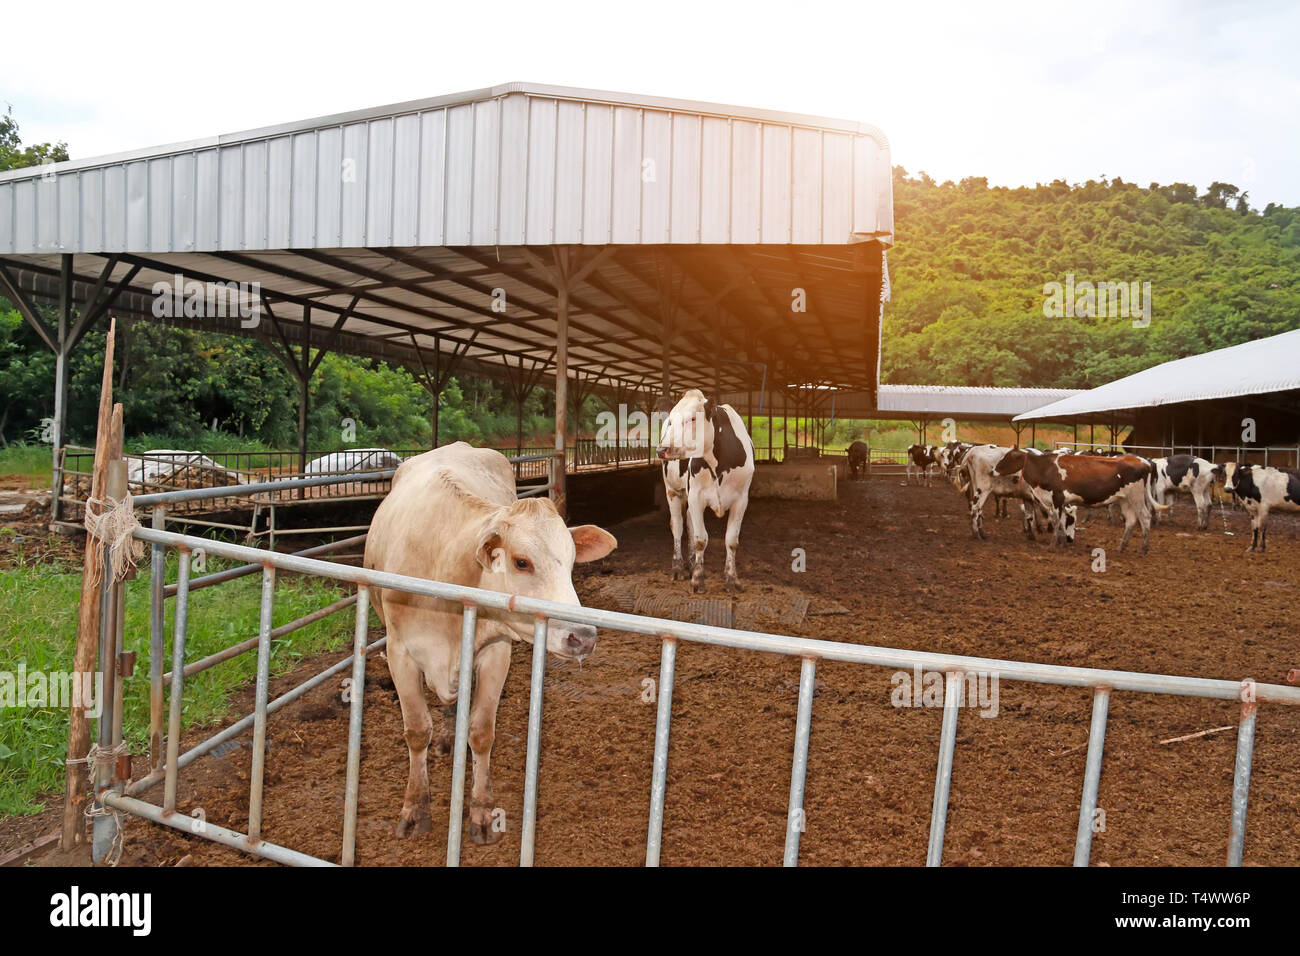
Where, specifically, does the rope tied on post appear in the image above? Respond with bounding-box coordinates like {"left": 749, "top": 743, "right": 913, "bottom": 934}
{"left": 83, "top": 493, "right": 144, "bottom": 587}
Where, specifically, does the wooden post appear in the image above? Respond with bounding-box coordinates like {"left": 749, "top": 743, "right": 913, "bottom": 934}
{"left": 63, "top": 317, "right": 118, "bottom": 850}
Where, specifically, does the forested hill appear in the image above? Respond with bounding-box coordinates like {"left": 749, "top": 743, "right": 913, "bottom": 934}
{"left": 882, "top": 170, "right": 1300, "bottom": 389}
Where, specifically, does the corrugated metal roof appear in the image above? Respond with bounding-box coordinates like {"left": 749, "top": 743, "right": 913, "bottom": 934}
{"left": 878, "top": 384, "right": 1083, "bottom": 418}
{"left": 0, "top": 82, "right": 892, "bottom": 255}
{"left": 1014, "top": 329, "right": 1300, "bottom": 421}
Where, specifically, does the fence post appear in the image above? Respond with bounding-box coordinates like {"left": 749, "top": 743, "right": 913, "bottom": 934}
{"left": 446, "top": 603, "right": 478, "bottom": 866}
{"left": 247, "top": 566, "right": 277, "bottom": 843}
{"left": 925, "top": 670, "right": 963, "bottom": 866}
{"left": 645, "top": 636, "right": 677, "bottom": 866}
{"left": 520, "top": 616, "right": 549, "bottom": 865}
{"left": 1227, "top": 681, "right": 1257, "bottom": 867}
{"left": 341, "top": 586, "right": 370, "bottom": 866}
{"left": 163, "top": 550, "right": 192, "bottom": 812}
{"left": 1073, "top": 686, "right": 1111, "bottom": 866}
{"left": 149, "top": 506, "right": 167, "bottom": 772}
{"left": 783, "top": 657, "right": 817, "bottom": 866}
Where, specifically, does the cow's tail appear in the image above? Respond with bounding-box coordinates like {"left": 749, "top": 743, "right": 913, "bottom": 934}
{"left": 956, "top": 457, "right": 972, "bottom": 495}
{"left": 1145, "top": 478, "right": 1172, "bottom": 513}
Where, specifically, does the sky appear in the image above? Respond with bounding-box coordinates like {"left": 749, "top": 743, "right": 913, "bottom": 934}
{"left": 3, "top": 0, "right": 1298, "bottom": 206}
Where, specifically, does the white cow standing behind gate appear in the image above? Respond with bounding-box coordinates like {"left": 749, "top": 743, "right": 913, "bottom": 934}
{"left": 656, "top": 389, "right": 756, "bottom": 593}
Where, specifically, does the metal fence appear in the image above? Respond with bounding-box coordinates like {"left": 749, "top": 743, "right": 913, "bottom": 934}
{"left": 56, "top": 442, "right": 643, "bottom": 531}
{"left": 86, "top": 469, "right": 1300, "bottom": 867}
{"left": 1054, "top": 442, "right": 1300, "bottom": 470}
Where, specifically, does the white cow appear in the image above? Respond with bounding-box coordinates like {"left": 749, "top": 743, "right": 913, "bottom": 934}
{"left": 1220, "top": 462, "right": 1300, "bottom": 552}
{"left": 364, "top": 442, "right": 616, "bottom": 842}
{"left": 1149, "top": 455, "right": 1217, "bottom": 529}
{"left": 657, "top": 389, "right": 755, "bottom": 592}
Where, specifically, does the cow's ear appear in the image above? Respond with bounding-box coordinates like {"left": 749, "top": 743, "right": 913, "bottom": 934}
{"left": 704, "top": 395, "right": 718, "bottom": 420}
{"left": 570, "top": 525, "right": 617, "bottom": 563}
{"left": 476, "top": 525, "right": 506, "bottom": 572}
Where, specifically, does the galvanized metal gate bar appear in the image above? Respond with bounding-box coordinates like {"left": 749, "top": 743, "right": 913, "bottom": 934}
{"left": 1073, "top": 686, "right": 1111, "bottom": 866}
{"left": 926, "top": 670, "right": 963, "bottom": 866}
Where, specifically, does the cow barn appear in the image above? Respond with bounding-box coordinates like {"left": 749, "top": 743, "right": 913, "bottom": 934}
{"left": 4, "top": 85, "right": 1300, "bottom": 870}
{"left": 0, "top": 82, "right": 893, "bottom": 529}
{"left": 1015, "top": 328, "right": 1300, "bottom": 467}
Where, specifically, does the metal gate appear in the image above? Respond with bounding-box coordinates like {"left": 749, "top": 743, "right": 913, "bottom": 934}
{"left": 85, "top": 471, "right": 1300, "bottom": 867}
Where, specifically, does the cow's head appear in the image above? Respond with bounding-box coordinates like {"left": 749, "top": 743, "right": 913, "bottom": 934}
{"left": 475, "top": 496, "right": 617, "bottom": 660}
{"left": 1220, "top": 462, "right": 1257, "bottom": 500}
{"left": 656, "top": 389, "right": 716, "bottom": 461}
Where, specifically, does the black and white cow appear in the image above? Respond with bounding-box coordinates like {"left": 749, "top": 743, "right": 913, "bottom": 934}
{"left": 657, "top": 389, "right": 756, "bottom": 592}
{"left": 847, "top": 440, "right": 868, "bottom": 480}
{"left": 1219, "top": 463, "right": 1300, "bottom": 553}
{"left": 937, "top": 441, "right": 974, "bottom": 481}
{"left": 906, "top": 444, "right": 939, "bottom": 486}
{"left": 1149, "top": 455, "right": 1217, "bottom": 530}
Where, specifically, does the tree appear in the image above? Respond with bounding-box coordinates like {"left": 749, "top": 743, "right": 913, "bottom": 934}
{"left": 0, "top": 105, "right": 70, "bottom": 171}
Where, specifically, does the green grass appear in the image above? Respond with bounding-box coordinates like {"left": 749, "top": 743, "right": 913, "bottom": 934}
{"left": 0, "top": 443, "right": 54, "bottom": 484}
{"left": 0, "top": 553, "right": 360, "bottom": 816}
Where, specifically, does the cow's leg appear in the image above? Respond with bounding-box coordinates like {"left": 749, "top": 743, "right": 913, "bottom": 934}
{"left": 1250, "top": 505, "right": 1269, "bottom": 553}
{"left": 388, "top": 639, "right": 434, "bottom": 838}
{"left": 688, "top": 495, "right": 709, "bottom": 592}
{"left": 722, "top": 495, "right": 749, "bottom": 592}
{"left": 1194, "top": 488, "right": 1210, "bottom": 530}
{"left": 667, "top": 490, "right": 688, "bottom": 580}
{"left": 1117, "top": 497, "right": 1138, "bottom": 552}
{"left": 1138, "top": 498, "right": 1154, "bottom": 554}
{"left": 1020, "top": 500, "right": 1036, "bottom": 538}
{"left": 466, "top": 638, "right": 511, "bottom": 846}
{"left": 970, "top": 488, "right": 990, "bottom": 539}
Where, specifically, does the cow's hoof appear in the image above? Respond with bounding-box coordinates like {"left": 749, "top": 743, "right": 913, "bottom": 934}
{"left": 434, "top": 734, "right": 453, "bottom": 756}
{"left": 468, "top": 819, "right": 504, "bottom": 846}
{"left": 396, "top": 808, "right": 432, "bottom": 839}
{"left": 724, "top": 575, "right": 743, "bottom": 593}
{"left": 671, "top": 562, "right": 686, "bottom": 581}
{"left": 691, "top": 575, "right": 705, "bottom": 593}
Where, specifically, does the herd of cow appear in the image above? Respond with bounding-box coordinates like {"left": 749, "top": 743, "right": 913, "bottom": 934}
{"left": 359, "top": 393, "right": 1298, "bottom": 843}
{"left": 860, "top": 440, "right": 1300, "bottom": 556}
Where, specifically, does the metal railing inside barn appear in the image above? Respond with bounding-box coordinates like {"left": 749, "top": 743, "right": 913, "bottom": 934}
{"left": 55, "top": 442, "right": 650, "bottom": 533}
{"left": 84, "top": 468, "right": 1300, "bottom": 867}
{"left": 1053, "top": 442, "right": 1300, "bottom": 470}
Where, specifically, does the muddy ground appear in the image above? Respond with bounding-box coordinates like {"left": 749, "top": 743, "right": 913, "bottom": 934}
{"left": 11, "top": 477, "right": 1300, "bottom": 866}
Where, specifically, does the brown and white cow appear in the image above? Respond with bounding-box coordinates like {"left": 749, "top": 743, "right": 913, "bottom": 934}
{"left": 364, "top": 442, "right": 617, "bottom": 843}
{"left": 1006, "top": 450, "right": 1168, "bottom": 552}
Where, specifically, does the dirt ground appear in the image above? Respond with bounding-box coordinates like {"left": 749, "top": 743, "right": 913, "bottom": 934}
{"left": 9, "top": 477, "right": 1300, "bottom": 867}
